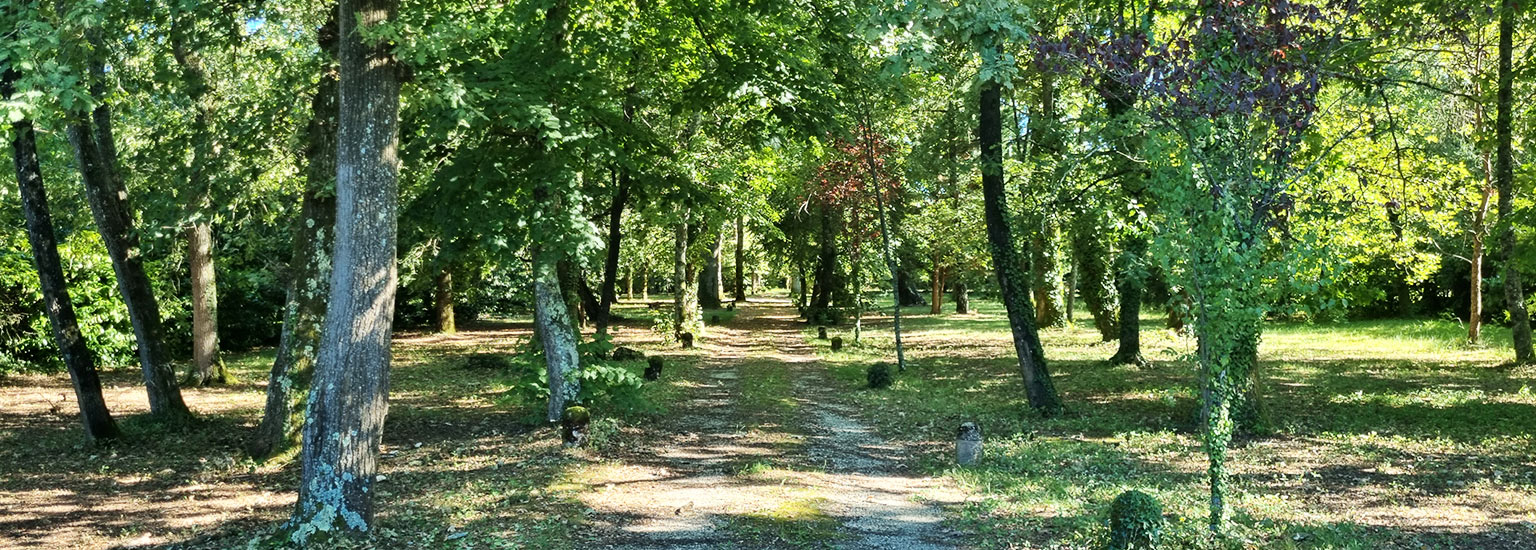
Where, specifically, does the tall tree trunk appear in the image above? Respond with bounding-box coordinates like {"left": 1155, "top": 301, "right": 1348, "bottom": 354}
{"left": 1471, "top": 173, "right": 1492, "bottom": 344}
{"left": 434, "top": 267, "right": 455, "bottom": 333}
{"left": 626, "top": 266, "right": 634, "bottom": 299}
{"left": 809, "top": 201, "right": 840, "bottom": 320}
{"left": 700, "top": 227, "right": 723, "bottom": 309}
{"left": 1027, "top": 51, "right": 1067, "bottom": 329}
{"left": 930, "top": 257, "right": 944, "bottom": 315}
{"left": 1495, "top": 0, "right": 1534, "bottom": 363}
{"left": 288, "top": 0, "right": 401, "bottom": 539}
{"left": 1110, "top": 234, "right": 1148, "bottom": 365}
{"left": 66, "top": 41, "right": 190, "bottom": 423}
{"left": 641, "top": 266, "right": 648, "bottom": 300}
{"left": 734, "top": 214, "right": 747, "bottom": 301}
{"left": 7, "top": 67, "right": 120, "bottom": 442}
{"left": 250, "top": 15, "right": 338, "bottom": 460}
{"left": 172, "top": 25, "right": 228, "bottom": 387}
{"left": 673, "top": 215, "right": 689, "bottom": 339}
{"left": 1031, "top": 227, "right": 1067, "bottom": 328}
{"left": 597, "top": 169, "right": 631, "bottom": 334}
{"left": 954, "top": 281, "right": 969, "bottom": 314}
{"left": 859, "top": 118, "right": 907, "bottom": 370}
{"left": 533, "top": 254, "right": 581, "bottom": 422}
{"left": 188, "top": 222, "right": 229, "bottom": 384}
{"left": 980, "top": 75, "right": 1061, "bottom": 416}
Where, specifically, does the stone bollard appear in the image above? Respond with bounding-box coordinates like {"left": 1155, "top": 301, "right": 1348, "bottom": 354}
{"left": 830, "top": 336, "right": 843, "bottom": 352}
{"left": 680, "top": 332, "right": 694, "bottom": 349}
{"left": 817, "top": 326, "right": 828, "bottom": 340}
{"left": 562, "top": 406, "right": 590, "bottom": 448}
{"left": 956, "top": 422, "right": 982, "bottom": 465}
{"left": 645, "top": 357, "right": 664, "bottom": 381}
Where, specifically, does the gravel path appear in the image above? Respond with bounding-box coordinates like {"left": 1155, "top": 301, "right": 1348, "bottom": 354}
{"left": 582, "top": 299, "right": 965, "bottom": 549}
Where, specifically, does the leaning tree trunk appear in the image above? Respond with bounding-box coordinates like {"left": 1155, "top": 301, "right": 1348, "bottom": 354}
{"left": 66, "top": 58, "right": 190, "bottom": 423}
{"left": 1495, "top": 1, "right": 1534, "bottom": 363}
{"left": 859, "top": 117, "right": 907, "bottom": 371}
{"left": 7, "top": 67, "right": 120, "bottom": 443}
{"left": 533, "top": 251, "right": 581, "bottom": 423}
{"left": 980, "top": 75, "right": 1061, "bottom": 416}
{"left": 700, "top": 228, "right": 724, "bottom": 309}
{"left": 288, "top": 0, "right": 401, "bottom": 539}
{"left": 250, "top": 15, "right": 338, "bottom": 460}
{"left": 734, "top": 214, "right": 747, "bottom": 301}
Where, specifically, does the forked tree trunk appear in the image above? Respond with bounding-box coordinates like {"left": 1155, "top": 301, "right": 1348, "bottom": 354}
{"left": 251, "top": 15, "right": 338, "bottom": 460}
{"left": 289, "top": 0, "right": 401, "bottom": 539}
{"left": 7, "top": 67, "right": 120, "bottom": 442}
{"left": 66, "top": 44, "right": 190, "bottom": 423}
{"left": 980, "top": 75, "right": 1060, "bottom": 416}
{"left": 1495, "top": 1, "right": 1534, "bottom": 363}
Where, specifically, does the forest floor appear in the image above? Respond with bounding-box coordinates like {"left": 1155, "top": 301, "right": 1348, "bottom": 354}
{"left": 1, "top": 295, "right": 1535, "bottom": 549}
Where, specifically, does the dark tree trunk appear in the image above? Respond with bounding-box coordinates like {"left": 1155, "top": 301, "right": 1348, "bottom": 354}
{"left": 734, "top": 214, "right": 747, "bottom": 301}
{"left": 1072, "top": 211, "right": 1118, "bottom": 341}
{"left": 597, "top": 169, "right": 631, "bottom": 334}
{"left": 930, "top": 257, "right": 944, "bottom": 315}
{"left": 289, "top": 0, "right": 401, "bottom": 539}
{"left": 980, "top": 76, "right": 1061, "bottom": 416}
{"left": 700, "top": 227, "right": 723, "bottom": 309}
{"left": 251, "top": 16, "right": 338, "bottom": 460}
{"left": 560, "top": 260, "right": 591, "bottom": 330}
{"left": 7, "top": 68, "right": 120, "bottom": 443}
{"left": 809, "top": 201, "right": 841, "bottom": 319}
{"left": 66, "top": 41, "right": 190, "bottom": 423}
{"left": 954, "top": 281, "right": 969, "bottom": 314}
{"left": 434, "top": 267, "right": 455, "bottom": 333}
{"left": 1110, "top": 234, "right": 1148, "bottom": 366}
{"left": 1496, "top": 0, "right": 1533, "bottom": 363}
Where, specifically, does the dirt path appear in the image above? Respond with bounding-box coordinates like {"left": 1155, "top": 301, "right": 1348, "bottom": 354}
{"left": 581, "top": 299, "right": 965, "bottom": 549}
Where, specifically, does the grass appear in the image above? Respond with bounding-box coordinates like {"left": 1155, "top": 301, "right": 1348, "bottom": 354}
{"left": 806, "top": 298, "right": 1536, "bottom": 549}
{"left": 720, "top": 494, "right": 844, "bottom": 549}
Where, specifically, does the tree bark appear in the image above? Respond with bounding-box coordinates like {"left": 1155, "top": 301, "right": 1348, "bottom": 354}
{"left": 1471, "top": 174, "right": 1492, "bottom": 344}
{"left": 597, "top": 169, "right": 631, "bottom": 334}
{"left": 734, "top": 214, "right": 747, "bottom": 301}
{"left": 288, "top": 0, "right": 401, "bottom": 539}
{"left": 673, "top": 215, "right": 689, "bottom": 339}
{"left": 7, "top": 68, "right": 120, "bottom": 442}
{"left": 930, "top": 257, "right": 944, "bottom": 315}
{"left": 533, "top": 255, "right": 580, "bottom": 423}
{"left": 954, "top": 281, "right": 969, "bottom": 314}
{"left": 250, "top": 15, "right": 338, "bottom": 460}
{"left": 172, "top": 23, "right": 228, "bottom": 387}
{"left": 1495, "top": 0, "right": 1534, "bottom": 363}
{"left": 434, "top": 267, "right": 455, "bottom": 333}
{"left": 980, "top": 76, "right": 1061, "bottom": 416}
{"left": 1110, "top": 234, "right": 1148, "bottom": 365}
{"left": 66, "top": 45, "right": 191, "bottom": 423}
{"left": 700, "top": 227, "right": 723, "bottom": 309}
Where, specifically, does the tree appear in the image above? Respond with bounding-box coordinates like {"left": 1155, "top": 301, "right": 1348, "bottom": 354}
{"left": 4, "top": 63, "right": 120, "bottom": 443}
{"left": 1494, "top": 0, "right": 1533, "bottom": 364}
{"left": 250, "top": 12, "right": 340, "bottom": 460}
{"left": 62, "top": 19, "right": 191, "bottom": 423}
{"left": 287, "top": 0, "right": 401, "bottom": 540}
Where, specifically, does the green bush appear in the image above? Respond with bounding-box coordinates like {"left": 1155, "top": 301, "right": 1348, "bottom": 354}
{"left": 866, "top": 363, "right": 892, "bottom": 389}
{"left": 1106, "top": 490, "right": 1164, "bottom": 550}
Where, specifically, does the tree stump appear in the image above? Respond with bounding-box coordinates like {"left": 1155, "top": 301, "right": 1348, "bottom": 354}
{"left": 680, "top": 332, "right": 694, "bottom": 349}
{"left": 830, "top": 336, "right": 843, "bottom": 352}
{"left": 644, "top": 357, "right": 664, "bottom": 381}
{"left": 612, "top": 346, "right": 646, "bottom": 362}
{"left": 817, "top": 326, "right": 828, "bottom": 340}
{"left": 956, "top": 422, "right": 981, "bottom": 465}
{"left": 562, "top": 406, "right": 590, "bottom": 448}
